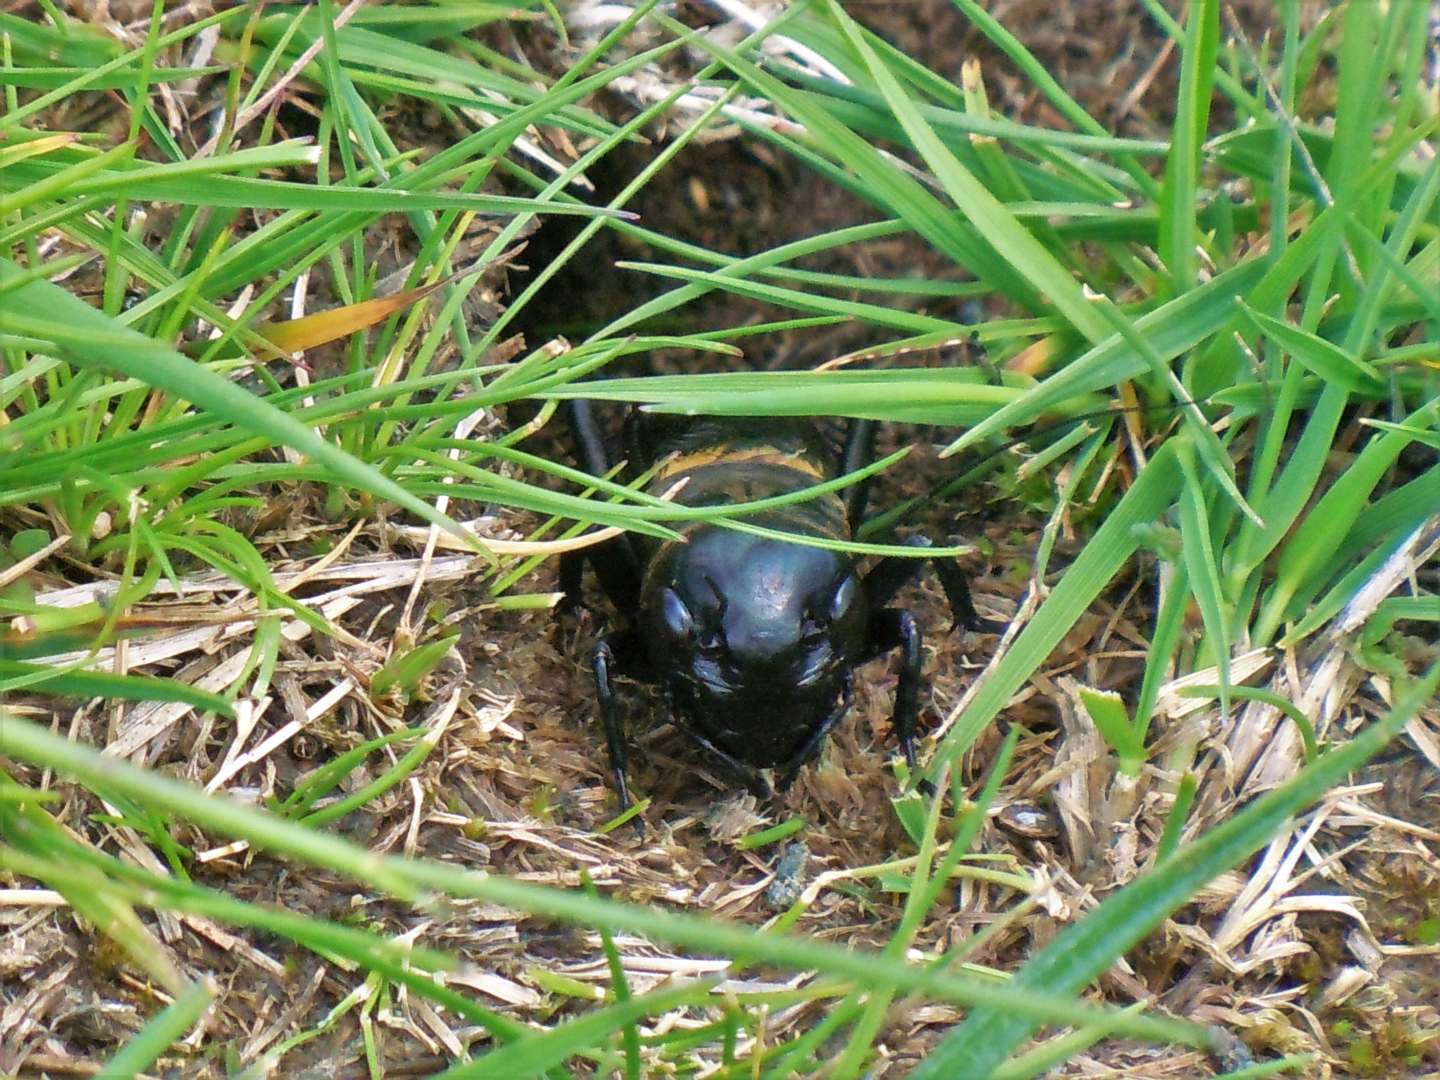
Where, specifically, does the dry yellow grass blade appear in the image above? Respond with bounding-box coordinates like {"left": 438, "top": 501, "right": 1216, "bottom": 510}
{"left": 254, "top": 279, "right": 451, "bottom": 355}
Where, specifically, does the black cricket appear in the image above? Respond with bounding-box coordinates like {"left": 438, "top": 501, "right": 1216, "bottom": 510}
{"left": 560, "top": 402, "right": 989, "bottom": 812}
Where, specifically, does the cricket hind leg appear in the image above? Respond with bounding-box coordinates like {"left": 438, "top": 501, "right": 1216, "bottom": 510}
{"left": 841, "top": 418, "right": 879, "bottom": 531}
{"left": 862, "top": 534, "right": 1001, "bottom": 634}
{"left": 590, "top": 629, "right": 653, "bottom": 823}
{"left": 861, "top": 608, "right": 924, "bottom": 771}
{"left": 859, "top": 541, "right": 1001, "bottom": 795}
{"left": 559, "top": 399, "right": 644, "bottom": 615}
{"left": 563, "top": 400, "right": 656, "bottom": 826}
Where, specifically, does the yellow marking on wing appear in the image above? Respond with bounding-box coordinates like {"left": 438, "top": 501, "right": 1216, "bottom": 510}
{"left": 655, "top": 444, "right": 827, "bottom": 483}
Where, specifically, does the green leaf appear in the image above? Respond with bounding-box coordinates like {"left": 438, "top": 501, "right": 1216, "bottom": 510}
{"left": 8, "top": 529, "right": 52, "bottom": 559}
{"left": 1255, "top": 399, "right": 1440, "bottom": 642}
{"left": 666, "top": 20, "right": 1038, "bottom": 310}
{"left": 1176, "top": 436, "right": 1232, "bottom": 709}
{"left": 737, "top": 817, "right": 808, "bottom": 851}
{"left": 542, "top": 368, "right": 1030, "bottom": 426}
{"left": 370, "top": 633, "right": 460, "bottom": 696}
{"left": 1078, "top": 686, "right": 1142, "bottom": 773}
{"left": 2, "top": 157, "right": 627, "bottom": 217}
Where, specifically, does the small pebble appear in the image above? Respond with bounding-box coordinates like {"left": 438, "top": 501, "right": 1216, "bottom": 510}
{"left": 764, "top": 841, "right": 810, "bottom": 911}
{"left": 996, "top": 802, "right": 1060, "bottom": 839}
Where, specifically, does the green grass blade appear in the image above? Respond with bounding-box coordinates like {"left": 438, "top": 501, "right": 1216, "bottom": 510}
{"left": 926, "top": 445, "right": 1184, "bottom": 778}
{"left": 0, "top": 712, "right": 1198, "bottom": 1043}
{"left": 912, "top": 662, "right": 1440, "bottom": 1077}
{"left": 435, "top": 981, "right": 716, "bottom": 1080}
{"left": 941, "top": 259, "right": 1267, "bottom": 455}
{"left": 830, "top": 2, "right": 1113, "bottom": 345}
{"left": 0, "top": 661, "right": 235, "bottom": 714}
{"left": 0, "top": 258, "right": 475, "bottom": 550}
{"left": 664, "top": 18, "right": 1038, "bottom": 310}
{"left": 1158, "top": 0, "right": 1218, "bottom": 293}
{"left": 1255, "top": 399, "right": 1440, "bottom": 643}
{"left": 1240, "top": 304, "right": 1383, "bottom": 394}
{"left": 102, "top": 981, "right": 215, "bottom": 1078}
{"left": 1176, "top": 436, "right": 1231, "bottom": 708}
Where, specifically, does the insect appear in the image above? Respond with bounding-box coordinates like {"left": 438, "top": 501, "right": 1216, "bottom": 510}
{"left": 560, "top": 402, "right": 992, "bottom": 813}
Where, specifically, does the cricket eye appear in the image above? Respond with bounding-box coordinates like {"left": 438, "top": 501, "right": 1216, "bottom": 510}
{"left": 659, "top": 588, "right": 694, "bottom": 643}
{"left": 829, "top": 575, "right": 859, "bottom": 622}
